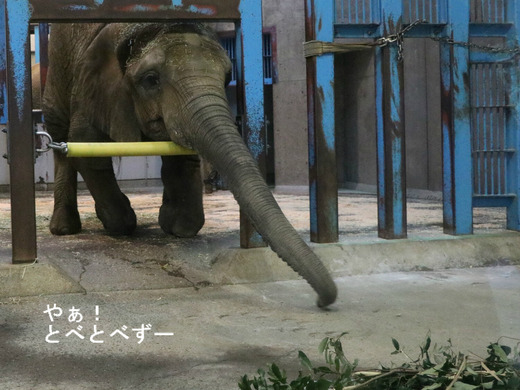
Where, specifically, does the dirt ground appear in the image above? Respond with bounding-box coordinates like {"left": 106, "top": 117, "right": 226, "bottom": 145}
{"left": 0, "top": 187, "right": 509, "bottom": 274}
{"left": 0, "top": 187, "right": 509, "bottom": 233}
{"left": 0, "top": 188, "right": 518, "bottom": 390}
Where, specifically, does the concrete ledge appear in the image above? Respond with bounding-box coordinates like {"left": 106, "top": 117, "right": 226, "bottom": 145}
{"left": 211, "top": 232, "right": 520, "bottom": 284}
{"left": 2, "top": 232, "right": 519, "bottom": 298}
{"left": 0, "top": 262, "right": 85, "bottom": 298}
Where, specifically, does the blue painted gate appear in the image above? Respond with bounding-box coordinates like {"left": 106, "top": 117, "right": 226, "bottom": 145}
{"left": 306, "top": 0, "right": 520, "bottom": 241}
{"left": 0, "top": 0, "right": 266, "bottom": 263}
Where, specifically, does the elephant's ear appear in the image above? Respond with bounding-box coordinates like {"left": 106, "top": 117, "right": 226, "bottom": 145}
{"left": 108, "top": 80, "right": 142, "bottom": 142}
{"left": 76, "top": 24, "right": 142, "bottom": 142}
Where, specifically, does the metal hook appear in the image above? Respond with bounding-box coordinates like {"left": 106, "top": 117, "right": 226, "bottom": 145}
{"left": 35, "top": 131, "right": 53, "bottom": 154}
{"left": 35, "top": 131, "right": 68, "bottom": 154}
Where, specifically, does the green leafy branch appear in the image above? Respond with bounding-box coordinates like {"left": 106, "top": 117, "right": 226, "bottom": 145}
{"left": 238, "top": 333, "right": 520, "bottom": 390}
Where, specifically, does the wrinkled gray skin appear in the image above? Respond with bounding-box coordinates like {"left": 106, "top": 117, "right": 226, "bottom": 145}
{"left": 43, "top": 23, "right": 337, "bottom": 307}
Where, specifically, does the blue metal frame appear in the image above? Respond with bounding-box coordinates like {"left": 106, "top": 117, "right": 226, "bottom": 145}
{"left": 306, "top": 0, "right": 339, "bottom": 243}
{"left": 506, "top": 0, "right": 520, "bottom": 229}
{"left": 440, "top": 1, "right": 473, "bottom": 235}
{"left": 308, "top": 0, "right": 520, "bottom": 239}
{"left": 335, "top": 0, "right": 381, "bottom": 37}
{"left": 0, "top": 0, "right": 6, "bottom": 125}
{"left": 375, "top": 0, "right": 407, "bottom": 239}
{"left": 469, "top": 0, "right": 520, "bottom": 231}
{"left": 237, "top": 0, "right": 267, "bottom": 248}
{"left": 2, "top": 0, "right": 266, "bottom": 262}
{"left": 4, "top": 0, "right": 37, "bottom": 262}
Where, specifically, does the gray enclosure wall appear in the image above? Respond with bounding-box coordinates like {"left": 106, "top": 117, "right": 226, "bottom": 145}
{"left": 335, "top": 38, "right": 443, "bottom": 194}
{"left": 263, "top": 0, "right": 311, "bottom": 189}
{"left": 265, "top": 0, "right": 445, "bottom": 194}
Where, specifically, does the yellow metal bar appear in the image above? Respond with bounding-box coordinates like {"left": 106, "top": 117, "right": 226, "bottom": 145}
{"left": 65, "top": 142, "right": 196, "bottom": 157}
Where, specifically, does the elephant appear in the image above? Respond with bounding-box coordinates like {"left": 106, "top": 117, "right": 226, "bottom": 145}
{"left": 42, "top": 22, "right": 337, "bottom": 307}
{"left": 32, "top": 63, "right": 42, "bottom": 109}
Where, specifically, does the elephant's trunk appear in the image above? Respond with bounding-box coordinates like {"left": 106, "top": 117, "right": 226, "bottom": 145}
{"left": 167, "top": 83, "right": 337, "bottom": 307}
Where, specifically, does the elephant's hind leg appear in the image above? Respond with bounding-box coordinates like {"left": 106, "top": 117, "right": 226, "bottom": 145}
{"left": 50, "top": 151, "right": 82, "bottom": 235}
{"left": 159, "top": 155, "right": 205, "bottom": 238}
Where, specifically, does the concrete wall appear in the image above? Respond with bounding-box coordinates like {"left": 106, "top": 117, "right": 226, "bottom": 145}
{"left": 335, "top": 38, "right": 443, "bottom": 193}
{"left": 335, "top": 49, "right": 377, "bottom": 189}
{"left": 263, "top": 0, "right": 310, "bottom": 189}
{"left": 262, "top": 3, "right": 443, "bottom": 193}
{"left": 403, "top": 39, "right": 443, "bottom": 192}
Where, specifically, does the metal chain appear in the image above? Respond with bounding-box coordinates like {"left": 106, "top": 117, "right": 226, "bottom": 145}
{"left": 375, "top": 19, "right": 427, "bottom": 61}
{"left": 430, "top": 35, "right": 520, "bottom": 56}
{"left": 375, "top": 18, "right": 520, "bottom": 61}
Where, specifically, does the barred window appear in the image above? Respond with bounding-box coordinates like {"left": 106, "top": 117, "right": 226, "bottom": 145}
{"left": 220, "top": 36, "right": 238, "bottom": 84}
{"left": 220, "top": 32, "right": 274, "bottom": 85}
{"left": 263, "top": 33, "right": 273, "bottom": 85}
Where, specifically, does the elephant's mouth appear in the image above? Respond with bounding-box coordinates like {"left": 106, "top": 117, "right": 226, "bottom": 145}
{"left": 144, "top": 117, "right": 169, "bottom": 140}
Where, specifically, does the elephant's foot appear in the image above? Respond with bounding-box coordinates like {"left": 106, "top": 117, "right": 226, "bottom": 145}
{"left": 95, "top": 194, "right": 137, "bottom": 236}
{"left": 50, "top": 206, "right": 82, "bottom": 235}
{"left": 159, "top": 204, "right": 204, "bottom": 238}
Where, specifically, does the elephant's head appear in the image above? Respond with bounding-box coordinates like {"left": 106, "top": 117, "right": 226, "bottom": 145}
{"left": 77, "top": 23, "right": 337, "bottom": 308}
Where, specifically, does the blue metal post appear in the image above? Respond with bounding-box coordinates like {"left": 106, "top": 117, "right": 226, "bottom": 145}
{"left": 374, "top": 0, "right": 407, "bottom": 239}
{"left": 440, "top": 0, "right": 472, "bottom": 235}
{"left": 37, "top": 23, "right": 49, "bottom": 96}
{"left": 237, "top": 0, "right": 267, "bottom": 248}
{"left": 0, "top": 0, "right": 6, "bottom": 125}
{"left": 5, "top": 0, "right": 37, "bottom": 262}
{"left": 507, "top": 1, "right": 520, "bottom": 230}
{"left": 34, "top": 23, "right": 39, "bottom": 62}
{"left": 305, "top": 0, "right": 338, "bottom": 243}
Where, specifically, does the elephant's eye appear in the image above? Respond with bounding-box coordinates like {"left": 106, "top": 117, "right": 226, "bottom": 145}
{"left": 139, "top": 72, "right": 160, "bottom": 91}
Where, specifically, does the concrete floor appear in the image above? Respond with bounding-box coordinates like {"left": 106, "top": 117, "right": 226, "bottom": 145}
{"left": 1, "top": 189, "right": 519, "bottom": 389}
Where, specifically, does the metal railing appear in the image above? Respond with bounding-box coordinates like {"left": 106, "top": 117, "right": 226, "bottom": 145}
{"left": 310, "top": 0, "right": 520, "bottom": 240}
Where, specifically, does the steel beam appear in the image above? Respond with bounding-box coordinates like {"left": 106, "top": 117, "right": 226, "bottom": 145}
{"left": 28, "top": 0, "right": 241, "bottom": 22}
{"left": 374, "top": 1, "right": 407, "bottom": 239}
{"left": 237, "top": 0, "right": 267, "bottom": 249}
{"left": 0, "top": 0, "right": 6, "bottom": 125}
{"left": 37, "top": 23, "right": 49, "bottom": 95}
{"left": 506, "top": 1, "right": 520, "bottom": 230}
{"left": 5, "top": 0, "right": 37, "bottom": 262}
{"left": 305, "top": 0, "right": 338, "bottom": 244}
{"left": 440, "top": 1, "right": 472, "bottom": 235}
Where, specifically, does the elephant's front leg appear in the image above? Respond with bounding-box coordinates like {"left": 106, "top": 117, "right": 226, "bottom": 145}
{"left": 159, "top": 155, "right": 204, "bottom": 238}
{"left": 73, "top": 157, "right": 136, "bottom": 235}
{"left": 50, "top": 151, "right": 82, "bottom": 235}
